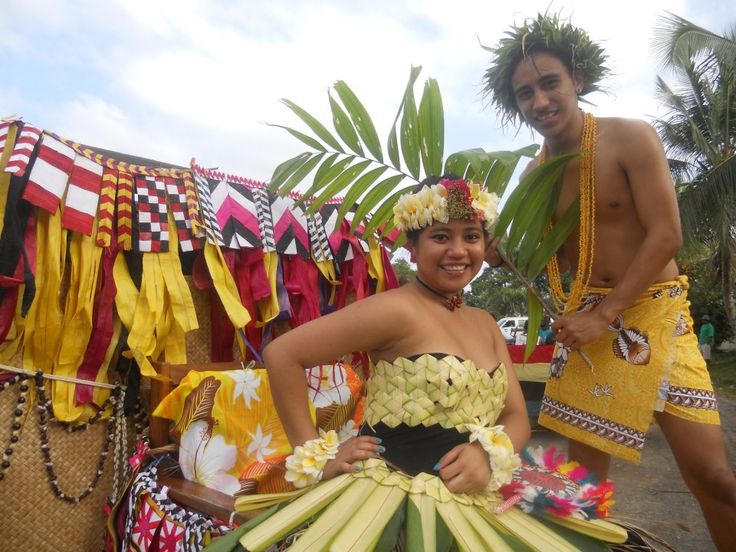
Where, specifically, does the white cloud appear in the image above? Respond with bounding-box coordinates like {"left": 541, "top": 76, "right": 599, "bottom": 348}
{"left": 1, "top": 0, "right": 718, "bottom": 183}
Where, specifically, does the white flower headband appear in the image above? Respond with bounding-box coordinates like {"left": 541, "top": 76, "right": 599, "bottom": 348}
{"left": 393, "top": 177, "right": 500, "bottom": 233}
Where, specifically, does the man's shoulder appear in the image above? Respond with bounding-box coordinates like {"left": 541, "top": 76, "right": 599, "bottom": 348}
{"left": 597, "top": 116, "right": 654, "bottom": 136}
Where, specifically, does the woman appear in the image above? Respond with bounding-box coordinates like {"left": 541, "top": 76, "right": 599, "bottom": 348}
{"left": 221, "top": 177, "right": 627, "bottom": 551}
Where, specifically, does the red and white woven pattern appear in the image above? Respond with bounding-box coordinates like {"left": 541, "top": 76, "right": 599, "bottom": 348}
{"left": 61, "top": 155, "right": 103, "bottom": 235}
{"left": 135, "top": 175, "right": 169, "bottom": 252}
{"left": 164, "top": 177, "right": 200, "bottom": 252}
{"left": 5, "top": 123, "right": 43, "bottom": 177}
{"left": 0, "top": 121, "right": 14, "bottom": 159}
{"left": 22, "top": 133, "right": 75, "bottom": 213}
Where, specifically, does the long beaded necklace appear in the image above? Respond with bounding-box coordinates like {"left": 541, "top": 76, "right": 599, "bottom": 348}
{"left": 0, "top": 374, "right": 30, "bottom": 481}
{"left": 545, "top": 111, "right": 597, "bottom": 313}
{"left": 415, "top": 276, "right": 464, "bottom": 311}
{"left": 34, "top": 372, "right": 122, "bottom": 503}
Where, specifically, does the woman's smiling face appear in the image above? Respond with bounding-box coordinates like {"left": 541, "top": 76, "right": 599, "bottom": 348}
{"left": 411, "top": 218, "right": 487, "bottom": 294}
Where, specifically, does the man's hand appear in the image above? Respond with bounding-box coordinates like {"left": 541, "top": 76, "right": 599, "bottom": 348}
{"left": 484, "top": 237, "right": 505, "bottom": 268}
{"left": 436, "top": 441, "right": 491, "bottom": 494}
{"left": 321, "top": 436, "right": 384, "bottom": 480}
{"left": 552, "top": 309, "right": 612, "bottom": 350}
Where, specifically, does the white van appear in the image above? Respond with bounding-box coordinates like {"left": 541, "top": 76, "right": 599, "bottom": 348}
{"left": 497, "top": 316, "right": 528, "bottom": 344}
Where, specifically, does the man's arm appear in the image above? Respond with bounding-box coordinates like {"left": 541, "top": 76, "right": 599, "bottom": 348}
{"left": 554, "top": 120, "right": 682, "bottom": 349}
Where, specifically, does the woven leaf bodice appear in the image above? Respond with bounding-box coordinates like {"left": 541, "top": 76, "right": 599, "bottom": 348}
{"left": 363, "top": 353, "right": 507, "bottom": 429}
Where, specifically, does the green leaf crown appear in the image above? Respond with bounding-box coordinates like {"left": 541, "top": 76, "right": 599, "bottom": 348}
{"left": 482, "top": 12, "right": 610, "bottom": 127}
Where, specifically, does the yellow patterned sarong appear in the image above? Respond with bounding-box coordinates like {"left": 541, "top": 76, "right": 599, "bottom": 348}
{"left": 539, "top": 276, "right": 720, "bottom": 463}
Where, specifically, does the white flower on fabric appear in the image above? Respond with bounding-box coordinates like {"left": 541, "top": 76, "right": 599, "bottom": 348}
{"left": 306, "top": 362, "right": 351, "bottom": 407}
{"left": 229, "top": 369, "right": 261, "bottom": 408}
{"left": 337, "top": 420, "right": 359, "bottom": 443}
{"left": 246, "top": 424, "right": 276, "bottom": 463}
{"left": 284, "top": 429, "right": 340, "bottom": 488}
{"left": 179, "top": 421, "right": 239, "bottom": 495}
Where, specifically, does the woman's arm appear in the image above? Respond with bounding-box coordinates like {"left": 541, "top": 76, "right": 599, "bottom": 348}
{"left": 437, "top": 313, "right": 530, "bottom": 494}
{"left": 264, "top": 290, "right": 406, "bottom": 448}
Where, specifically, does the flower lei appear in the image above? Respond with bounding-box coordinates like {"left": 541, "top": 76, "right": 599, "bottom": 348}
{"left": 463, "top": 419, "right": 521, "bottom": 491}
{"left": 284, "top": 429, "right": 340, "bottom": 489}
{"left": 393, "top": 178, "right": 500, "bottom": 233}
{"left": 499, "top": 446, "right": 615, "bottom": 519}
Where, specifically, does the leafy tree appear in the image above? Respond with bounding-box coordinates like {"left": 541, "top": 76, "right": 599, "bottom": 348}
{"left": 391, "top": 257, "right": 416, "bottom": 285}
{"left": 465, "top": 269, "right": 552, "bottom": 320}
{"left": 652, "top": 13, "right": 736, "bottom": 333}
{"left": 465, "top": 267, "right": 526, "bottom": 318}
{"left": 680, "top": 257, "right": 733, "bottom": 343}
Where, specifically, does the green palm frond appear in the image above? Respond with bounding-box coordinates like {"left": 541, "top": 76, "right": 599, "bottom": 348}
{"left": 267, "top": 66, "right": 542, "bottom": 235}
{"left": 268, "top": 66, "right": 580, "bottom": 359}
{"left": 653, "top": 12, "right": 736, "bottom": 72}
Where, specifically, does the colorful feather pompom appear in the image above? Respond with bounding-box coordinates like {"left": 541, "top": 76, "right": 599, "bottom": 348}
{"left": 498, "top": 446, "right": 615, "bottom": 520}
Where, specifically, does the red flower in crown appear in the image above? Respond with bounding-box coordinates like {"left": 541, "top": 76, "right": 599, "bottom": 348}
{"left": 440, "top": 178, "right": 475, "bottom": 221}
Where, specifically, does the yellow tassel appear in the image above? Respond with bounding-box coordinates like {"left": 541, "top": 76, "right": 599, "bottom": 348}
{"left": 256, "top": 250, "right": 280, "bottom": 327}
{"left": 23, "top": 210, "right": 65, "bottom": 381}
{"left": 0, "top": 124, "right": 19, "bottom": 236}
{"left": 203, "top": 239, "right": 251, "bottom": 328}
{"left": 53, "top": 227, "right": 103, "bottom": 421}
{"left": 365, "top": 236, "right": 385, "bottom": 293}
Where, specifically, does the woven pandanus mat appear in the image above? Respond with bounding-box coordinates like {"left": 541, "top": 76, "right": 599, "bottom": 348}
{"left": 185, "top": 275, "right": 212, "bottom": 364}
{"left": 0, "top": 384, "right": 119, "bottom": 552}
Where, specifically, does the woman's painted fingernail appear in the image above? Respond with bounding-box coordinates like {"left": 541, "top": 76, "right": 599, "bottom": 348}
{"left": 373, "top": 437, "right": 382, "bottom": 444}
{"left": 376, "top": 445, "right": 385, "bottom": 453}
{"left": 352, "top": 464, "right": 362, "bottom": 472}
{"left": 433, "top": 462, "right": 441, "bottom": 471}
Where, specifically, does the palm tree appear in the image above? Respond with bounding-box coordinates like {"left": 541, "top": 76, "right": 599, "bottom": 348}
{"left": 652, "top": 13, "right": 736, "bottom": 330}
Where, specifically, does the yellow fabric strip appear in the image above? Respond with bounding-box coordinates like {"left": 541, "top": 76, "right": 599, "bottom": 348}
{"left": 113, "top": 251, "right": 138, "bottom": 331}
{"left": 121, "top": 215, "right": 201, "bottom": 376}
{"left": 23, "top": 210, "right": 65, "bottom": 378}
{"left": 158, "top": 212, "right": 198, "bottom": 334}
{"left": 203, "top": 239, "right": 251, "bottom": 328}
{"left": 256, "top": 250, "right": 280, "bottom": 327}
{"left": 365, "top": 236, "right": 385, "bottom": 293}
{"left": 52, "top": 227, "right": 103, "bottom": 421}
{"left": 0, "top": 285, "right": 25, "bottom": 365}
{"left": 0, "top": 124, "right": 19, "bottom": 237}
{"left": 90, "top": 317, "right": 121, "bottom": 408}
{"left": 124, "top": 253, "right": 162, "bottom": 378}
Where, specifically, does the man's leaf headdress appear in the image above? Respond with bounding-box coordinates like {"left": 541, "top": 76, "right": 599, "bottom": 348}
{"left": 482, "top": 12, "right": 610, "bottom": 127}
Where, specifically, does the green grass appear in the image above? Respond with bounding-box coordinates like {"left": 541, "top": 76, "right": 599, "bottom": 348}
{"left": 709, "top": 349, "right": 736, "bottom": 399}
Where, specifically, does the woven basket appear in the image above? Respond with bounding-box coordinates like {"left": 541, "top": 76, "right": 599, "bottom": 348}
{"left": 0, "top": 377, "right": 126, "bottom": 552}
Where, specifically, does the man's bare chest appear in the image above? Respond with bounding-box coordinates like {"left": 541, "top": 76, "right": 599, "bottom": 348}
{"left": 554, "top": 158, "right": 634, "bottom": 224}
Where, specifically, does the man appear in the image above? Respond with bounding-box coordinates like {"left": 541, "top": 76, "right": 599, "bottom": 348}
{"left": 482, "top": 13, "right": 736, "bottom": 550}
{"left": 698, "top": 314, "right": 715, "bottom": 366}
{"left": 537, "top": 318, "right": 555, "bottom": 345}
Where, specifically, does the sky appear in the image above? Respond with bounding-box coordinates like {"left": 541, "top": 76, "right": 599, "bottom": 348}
{"left": 2, "top": 0, "right": 733, "bottom": 187}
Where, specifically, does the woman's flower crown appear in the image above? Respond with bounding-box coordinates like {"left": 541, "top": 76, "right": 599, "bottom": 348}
{"left": 393, "top": 177, "right": 500, "bottom": 233}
